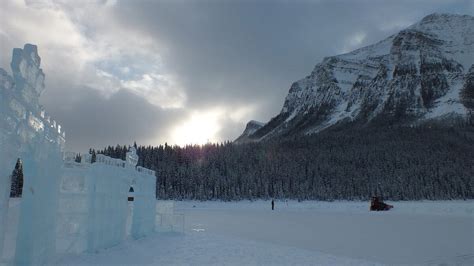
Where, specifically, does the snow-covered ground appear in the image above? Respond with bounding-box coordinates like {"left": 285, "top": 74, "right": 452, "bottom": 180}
{"left": 52, "top": 200, "right": 473, "bottom": 265}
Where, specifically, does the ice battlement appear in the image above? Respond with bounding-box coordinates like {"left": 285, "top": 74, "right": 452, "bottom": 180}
{"left": 1, "top": 44, "right": 68, "bottom": 265}
{"left": 1, "top": 44, "right": 158, "bottom": 265}
{"left": 58, "top": 146, "right": 157, "bottom": 255}
{"left": 1, "top": 85, "right": 66, "bottom": 147}
{"left": 63, "top": 148, "right": 156, "bottom": 176}
{"left": 0, "top": 44, "right": 65, "bottom": 148}
{"left": 137, "top": 166, "right": 155, "bottom": 176}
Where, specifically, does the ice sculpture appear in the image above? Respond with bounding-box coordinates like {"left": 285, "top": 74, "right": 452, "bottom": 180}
{"left": 0, "top": 44, "right": 65, "bottom": 265}
{"left": 1, "top": 44, "right": 158, "bottom": 264}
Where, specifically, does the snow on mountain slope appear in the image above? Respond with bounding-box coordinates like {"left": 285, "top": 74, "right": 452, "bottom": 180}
{"left": 234, "top": 120, "right": 264, "bottom": 143}
{"left": 239, "top": 13, "right": 473, "bottom": 142}
{"left": 411, "top": 13, "right": 474, "bottom": 71}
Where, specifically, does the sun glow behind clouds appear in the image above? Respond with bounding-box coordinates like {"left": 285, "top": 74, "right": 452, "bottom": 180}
{"left": 171, "top": 109, "right": 223, "bottom": 146}
{"left": 167, "top": 105, "right": 256, "bottom": 147}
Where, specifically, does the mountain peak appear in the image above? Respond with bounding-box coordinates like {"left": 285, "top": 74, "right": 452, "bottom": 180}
{"left": 234, "top": 120, "right": 265, "bottom": 143}
{"left": 248, "top": 120, "right": 265, "bottom": 127}
{"left": 237, "top": 13, "right": 473, "bottom": 143}
{"left": 419, "top": 13, "right": 471, "bottom": 23}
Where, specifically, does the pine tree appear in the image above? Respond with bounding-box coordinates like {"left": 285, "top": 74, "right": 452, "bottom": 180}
{"left": 91, "top": 149, "right": 97, "bottom": 164}
{"left": 10, "top": 159, "right": 23, "bottom": 198}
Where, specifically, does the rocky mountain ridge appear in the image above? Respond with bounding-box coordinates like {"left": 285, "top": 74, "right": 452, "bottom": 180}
{"left": 237, "top": 13, "right": 473, "bottom": 142}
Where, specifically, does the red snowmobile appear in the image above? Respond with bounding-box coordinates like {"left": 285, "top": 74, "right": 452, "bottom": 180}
{"left": 370, "top": 197, "right": 393, "bottom": 211}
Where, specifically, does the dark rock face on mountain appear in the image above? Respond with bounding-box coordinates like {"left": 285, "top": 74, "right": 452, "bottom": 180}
{"left": 235, "top": 120, "right": 264, "bottom": 143}
{"left": 461, "top": 65, "right": 474, "bottom": 111}
{"left": 238, "top": 13, "right": 473, "bottom": 142}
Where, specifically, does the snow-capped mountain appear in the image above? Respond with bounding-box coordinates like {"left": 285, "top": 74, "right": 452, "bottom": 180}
{"left": 237, "top": 13, "right": 474, "bottom": 142}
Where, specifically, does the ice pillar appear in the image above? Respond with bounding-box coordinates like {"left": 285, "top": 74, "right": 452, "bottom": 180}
{"left": 14, "top": 140, "right": 62, "bottom": 265}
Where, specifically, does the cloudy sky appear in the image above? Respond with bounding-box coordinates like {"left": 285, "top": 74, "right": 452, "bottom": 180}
{"left": 1, "top": 0, "right": 473, "bottom": 151}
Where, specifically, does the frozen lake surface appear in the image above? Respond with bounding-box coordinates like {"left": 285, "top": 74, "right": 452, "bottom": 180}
{"left": 55, "top": 200, "right": 474, "bottom": 265}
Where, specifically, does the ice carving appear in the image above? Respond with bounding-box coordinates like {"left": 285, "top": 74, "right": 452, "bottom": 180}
{"left": 1, "top": 44, "right": 65, "bottom": 265}
{"left": 126, "top": 147, "right": 139, "bottom": 166}
{"left": 1, "top": 44, "right": 158, "bottom": 265}
{"left": 10, "top": 44, "right": 45, "bottom": 102}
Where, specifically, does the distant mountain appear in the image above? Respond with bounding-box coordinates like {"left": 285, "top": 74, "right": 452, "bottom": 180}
{"left": 237, "top": 13, "right": 474, "bottom": 143}
{"left": 234, "top": 120, "right": 264, "bottom": 143}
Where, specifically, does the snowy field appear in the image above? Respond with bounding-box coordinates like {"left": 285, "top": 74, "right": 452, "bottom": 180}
{"left": 54, "top": 200, "right": 473, "bottom": 265}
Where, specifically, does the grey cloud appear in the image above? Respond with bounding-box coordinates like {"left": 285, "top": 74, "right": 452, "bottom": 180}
{"left": 41, "top": 86, "right": 184, "bottom": 152}
{"left": 3, "top": 0, "right": 473, "bottom": 150}
{"left": 113, "top": 0, "right": 473, "bottom": 123}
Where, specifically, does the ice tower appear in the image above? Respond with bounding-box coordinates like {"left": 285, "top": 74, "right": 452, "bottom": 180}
{"left": 0, "top": 44, "right": 65, "bottom": 265}
{"left": 1, "top": 44, "right": 158, "bottom": 265}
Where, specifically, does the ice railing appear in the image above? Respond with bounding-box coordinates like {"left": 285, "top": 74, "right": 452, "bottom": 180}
{"left": 95, "top": 154, "right": 127, "bottom": 168}
{"left": 137, "top": 166, "right": 156, "bottom": 176}
{"left": 63, "top": 152, "right": 155, "bottom": 176}
{"left": 64, "top": 152, "right": 126, "bottom": 167}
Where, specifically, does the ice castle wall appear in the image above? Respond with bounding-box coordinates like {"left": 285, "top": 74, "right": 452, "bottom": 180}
{"left": 1, "top": 44, "right": 158, "bottom": 265}
{"left": 15, "top": 147, "right": 62, "bottom": 265}
{"left": 0, "top": 134, "right": 17, "bottom": 262}
{"left": 57, "top": 151, "right": 157, "bottom": 255}
{"left": 1, "top": 44, "right": 65, "bottom": 265}
{"left": 87, "top": 158, "right": 131, "bottom": 251}
{"left": 0, "top": 65, "right": 20, "bottom": 261}
{"left": 56, "top": 160, "right": 90, "bottom": 255}
{"left": 131, "top": 167, "right": 156, "bottom": 238}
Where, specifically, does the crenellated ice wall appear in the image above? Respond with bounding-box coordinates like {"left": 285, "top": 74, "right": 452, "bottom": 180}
{"left": 1, "top": 44, "right": 65, "bottom": 265}
{"left": 1, "top": 44, "right": 158, "bottom": 265}
{"left": 87, "top": 154, "right": 132, "bottom": 251}
{"left": 57, "top": 148, "right": 157, "bottom": 256}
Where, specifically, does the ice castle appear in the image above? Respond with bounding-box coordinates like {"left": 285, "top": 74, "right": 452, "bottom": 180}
{"left": 0, "top": 44, "right": 168, "bottom": 265}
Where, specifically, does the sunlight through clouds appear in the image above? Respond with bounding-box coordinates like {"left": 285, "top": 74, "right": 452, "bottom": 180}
{"left": 2, "top": 0, "right": 471, "bottom": 150}
{"left": 169, "top": 105, "right": 256, "bottom": 146}
{"left": 171, "top": 109, "right": 223, "bottom": 146}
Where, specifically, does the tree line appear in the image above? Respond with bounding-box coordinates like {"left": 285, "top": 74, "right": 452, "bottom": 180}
{"left": 8, "top": 124, "right": 473, "bottom": 200}
{"left": 95, "top": 124, "right": 473, "bottom": 201}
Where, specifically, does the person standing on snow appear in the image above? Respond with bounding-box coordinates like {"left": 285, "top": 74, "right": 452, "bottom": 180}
{"left": 271, "top": 199, "right": 275, "bottom": 210}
